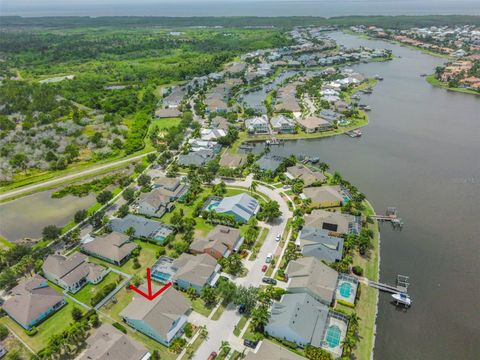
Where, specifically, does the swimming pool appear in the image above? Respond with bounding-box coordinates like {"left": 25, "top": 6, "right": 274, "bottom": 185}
{"left": 325, "top": 325, "right": 342, "bottom": 348}
{"left": 338, "top": 282, "right": 352, "bottom": 298}
{"left": 207, "top": 201, "right": 220, "bottom": 211}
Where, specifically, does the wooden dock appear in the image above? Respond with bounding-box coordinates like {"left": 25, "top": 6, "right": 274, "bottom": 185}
{"left": 366, "top": 275, "right": 410, "bottom": 294}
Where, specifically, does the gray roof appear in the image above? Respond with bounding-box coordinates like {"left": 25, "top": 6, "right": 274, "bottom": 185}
{"left": 190, "top": 225, "right": 241, "bottom": 255}
{"left": 303, "top": 185, "right": 345, "bottom": 204}
{"left": 120, "top": 286, "right": 190, "bottom": 340}
{"left": 110, "top": 214, "right": 173, "bottom": 239}
{"left": 256, "top": 155, "right": 284, "bottom": 172}
{"left": 177, "top": 149, "right": 215, "bottom": 167}
{"left": 271, "top": 115, "right": 295, "bottom": 128}
{"left": 3, "top": 275, "right": 64, "bottom": 327}
{"left": 81, "top": 232, "right": 137, "bottom": 264}
{"left": 77, "top": 323, "right": 150, "bottom": 360}
{"left": 216, "top": 193, "right": 259, "bottom": 222}
{"left": 244, "top": 340, "right": 305, "bottom": 360}
{"left": 297, "top": 228, "right": 344, "bottom": 262}
{"left": 42, "top": 253, "right": 103, "bottom": 287}
{"left": 219, "top": 153, "right": 246, "bottom": 168}
{"left": 286, "top": 257, "right": 338, "bottom": 304}
{"left": 304, "top": 209, "right": 359, "bottom": 234}
{"left": 172, "top": 253, "right": 218, "bottom": 287}
{"left": 267, "top": 293, "right": 329, "bottom": 348}
{"left": 286, "top": 165, "right": 326, "bottom": 186}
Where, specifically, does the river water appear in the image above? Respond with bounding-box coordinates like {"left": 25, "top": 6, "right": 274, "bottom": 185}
{"left": 254, "top": 32, "right": 480, "bottom": 359}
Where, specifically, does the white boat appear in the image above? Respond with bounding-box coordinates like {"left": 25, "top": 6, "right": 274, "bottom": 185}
{"left": 392, "top": 293, "right": 412, "bottom": 307}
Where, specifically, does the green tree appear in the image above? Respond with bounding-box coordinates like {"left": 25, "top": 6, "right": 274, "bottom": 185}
{"left": 201, "top": 286, "right": 218, "bottom": 308}
{"left": 74, "top": 209, "right": 88, "bottom": 223}
{"left": 117, "top": 203, "right": 130, "bottom": 218}
{"left": 259, "top": 200, "right": 282, "bottom": 222}
{"left": 42, "top": 224, "right": 61, "bottom": 240}
{"left": 137, "top": 174, "right": 151, "bottom": 187}
{"left": 0, "top": 324, "right": 9, "bottom": 341}
{"left": 122, "top": 187, "right": 135, "bottom": 202}
{"left": 71, "top": 307, "right": 83, "bottom": 321}
{"left": 217, "top": 280, "right": 237, "bottom": 304}
{"left": 9, "top": 153, "right": 28, "bottom": 173}
{"left": 96, "top": 190, "right": 113, "bottom": 204}
{"left": 250, "top": 305, "right": 270, "bottom": 331}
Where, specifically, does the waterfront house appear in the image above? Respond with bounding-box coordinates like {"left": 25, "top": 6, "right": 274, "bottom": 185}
{"left": 256, "top": 154, "right": 285, "bottom": 172}
{"left": 76, "top": 323, "right": 151, "bottom": 360}
{"left": 214, "top": 193, "right": 260, "bottom": 223}
{"left": 271, "top": 115, "right": 295, "bottom": 133}
{"left": 200, "top": 128, "right": 227, "bottom": 141}
{"left": 285, "top": 257, "right": 339, "bottom": 306}
{"left": 136, "top": 188, "right": 173, "bottom": 218}
{"left": 297, "top": 116, "right": 331, "bottom": 133}
{"left": 42, "top": 253, "right": 108, "bottom": 293}
{"left": 296, "top": 228, "right": 344, "bottom": 262}
{"left": 219, "top": 153, "right": 246, "bottom": 168}
{"left": 304, "top": 209, "right": 361, "bottom": 234}
{"left": 109, "top": 214, "right": 174, "bottom": 244}
{"left": 265, "top": 292, "right": 330, "bottom": 348}
{"left": 188, "top": 139, "right": 222, "bottom": 153}
{"left": 120, "top": 286, "right": 191, "bottom": 346}
{"left": 285, "top": 164, "right": 326, "bottom": 186}
{"left": 3, "top": 275, "right": 66, "bottom": 330}
{"left": 245, "top": 116, "right": 270, "bottom": 134}
{"left": 190, "top": 225, "right": 244, "bottom": 259}
{"left": 177, "top": 149, "right": 215, "bottom": 167}
{"left": 170, "top": 253, "right": 220, "bottom": 293}
{"left": 302, "top": 185, "right": 348, "bottom": 208}
{"left": 244, "top": 340, "right": 305, "bottom": 360}
{"left": 81, "top": 232, "right": 137, "bottom": 266}
{"left": 319, "top": 109, "right": 344, "bottom": 123}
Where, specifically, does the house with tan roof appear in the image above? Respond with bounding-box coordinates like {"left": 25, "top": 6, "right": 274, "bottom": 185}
{"left": 42, "top": 253, "right": 108, "bottom": 293}
{"left": 297, "top": 116, "right": 331, "bottom": 133}
{"left": 120, "top": 286, "right": 191, "bottom": 346}
{"left": 190, "top": 225, "right": 244, "bottom": 259}
{"left": 219, "top": 153, "right": 246, "bottom": 168}
{"left": 171, "top": 253, "right": 221, "bottom": 293}
{"left": 2, "top": 274, "right": 66, "bottom": 330}
{"left": 244, "top": 340, "right": 305, "bottom": 360}
{"left": 302, "top": 185, "right": 349, "bottom": 208}
{"left": 137, "top": 188, "right": 174, "bottom": 218}
{"left": 286, "top": 164, "right": 326, "bottom": 186}
{"left": 304, "top": 209, "right": 361, "bottom": 234}
{"left": 285, "top": 257, "right": 339, "bottom": 306}
{"left": 81, "top": 232, "right": 137, "bottom": 266}
{"left": 76, "top": 323, "right": 151, "bottom": 360}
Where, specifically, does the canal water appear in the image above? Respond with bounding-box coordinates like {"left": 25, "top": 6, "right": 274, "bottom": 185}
{"left": 255, "top": 32, "right": 480, "bottom": 359}
{"left": 0, "top": 190, "right": 96, "bottom": 242}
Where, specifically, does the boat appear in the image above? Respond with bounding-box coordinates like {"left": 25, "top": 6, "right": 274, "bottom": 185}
{"left": 374, "top": 74, "right": 384, "bottom": 80}
{"left": 309, "top": 157, "right": 320, "bottom": 163}
{"left": 361, "top": 88, "right": 373, "bottom": 94}
{"left": 420, "top": 73, "right": 428, "bottom": 77}
{"left": 363, "top": 105, "right": 371, "bottom": 111}
{"left": 345, "top": 129, "right": 362, "bottom": 138}
{"left": 266, "top": 138, "right": 280, "bottom": 146}
{"left": 392, "top": 292, "right": 412, "bottom": 307}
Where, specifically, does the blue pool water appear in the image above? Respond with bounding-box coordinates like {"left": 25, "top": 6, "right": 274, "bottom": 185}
{"left": 339, "top": 282, "right": 352, "bottom": 298}
{"left": 207, "top": 202, "right": 220, "bottom": 211}
{"left": 325, "top": 325, "right": 342, "bottom": 348}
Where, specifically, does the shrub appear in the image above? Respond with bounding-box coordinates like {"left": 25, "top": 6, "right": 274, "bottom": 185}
{"left": 0, "top": 324, "right": 9, "bottom": 340}
{"left": 352, "top": 265, "right": 364, "bottom": 276}
{"left": 25, "top": 326, "right": 38, "bottom": 336}
{"left": 91, "top": 283, "right": 117, "bottom": 306}
{"left": 184, "top": 322, "right": 193, "bottom": 338}
{"left": 337, "top": 299, "right": 355, "bottom": 308}
{"left": 112, "top": 322, "right": 127, "bottom": 334}
{"left": 71, "top": 307, "right": 83, "bottom": 321}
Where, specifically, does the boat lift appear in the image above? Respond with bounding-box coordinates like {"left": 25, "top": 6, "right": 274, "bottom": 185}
{"left": 367, "top": 275, "right": 412, "bottom": 307}
{"left": 371, "top": 207, "right": 404, "bottom": 228}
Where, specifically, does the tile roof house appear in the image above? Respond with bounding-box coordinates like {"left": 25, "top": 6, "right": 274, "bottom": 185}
{"left": 285, "top": 257, "right": 339, "bottom": 306}
{"left": 81, "top": 232, "right": 138, "bottom": 266}
{"left": 109, "top": 214, "right": 174, "bottom": 244}
{"left": 211, "top": 116, "right": 230, "bottom": 132}
{"left": 170, "top": 253, "right": 221, "bottom": 293}
{"left": 190, "top": 225, "right": 244, "bottom": 259}
{"left": 245, "top": 116, "right": 270, "bottom": 134}
{"left": 177, "top": 149, "right": 215, "bottom": 167}
{"left": 256, "top": 155, "right": 285, "bottom": 172}
{"left": 154, "top": 107, "right": 181, "bottom": 119}
{"left": 286, "top": 164, "right": 326, "bottom": 186}
{"left": 42, "top": 253, "right": 108, "bottom": 293}
{"left": 304, "top": 209, "right": 361, "bottom": 234}
{"left": 76, "top": 323, "right": 151, "bottom": 360}
{"left": 271, "top": 115, "right": 295, "bottom": 134}
{"left": 215, "top": 193, "right": 260, "bottom": 223}
{"left": 296, "top": 228, "right": 344, "bottom": 262}
{"left": 200, "top": 128, "right": 227, "bottom": 141}
{"left": 265, "top": 292, "right": 330, "bottom": 348}
{"left": 151, "top": 176, "right": 189, "bottom": 201}
{"left": 219, "top": 153, "right": 246, "bottom": 168}
{"left": 302, "top": 185, "right": 349, "bottom": 208}
{"left": 136, "top": 188, "right": 173, "bottom": 218}
{"left": 120, "top": 286, "right": 191, "bottom": 346}
{"left": 3, "top": 275, "right": 66, "bottom": 330}
{"left": 297, "top": 116, "right": 331, "bottom": 133}
{"left": 244, "top": 340, "right": 305, "bottom": 360}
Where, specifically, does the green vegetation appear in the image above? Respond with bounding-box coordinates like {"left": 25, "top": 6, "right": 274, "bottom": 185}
{"left": 72, "top": 271, "right": 121, "bottom": 306}
{"left": 52, "top": 173, "right": 121, "bottom": 198}
{"left": 426, "top": 74, "right": 480, "bottom": 96}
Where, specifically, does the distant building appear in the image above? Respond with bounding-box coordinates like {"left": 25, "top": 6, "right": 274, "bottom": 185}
{"left": 190, "top": 225, "right": 244, "bottom": 259}
{"left": 120, "top": 287, "right": 191, "bottom": 346}
{"left": 285, "top": 257, "right": 338, "bottom": 305}
{"left": 76, "top": 323, "right": 151, "bottom": 360}
{"left": 296, "top": 228, "right": 344, "bottom": 262}
{"left": 42, "top": 253, "right": 108, "bottom": 293}
{"left": 245, "top": 116, "right": 270, "bottom": 134}
{"left": 81, "top": 232, "right": 137, "bottom": 266}
{"left": 109, "top": 214, "right": 173, "bottom": 244}
{"left": 3, "top": 275, "right": 66, "bottom": 330}
{"left": 304, "top": 209, "right": 361, "bottom": 234}
{"left": 215, "top": 193, "right": 260, "bottom": 223}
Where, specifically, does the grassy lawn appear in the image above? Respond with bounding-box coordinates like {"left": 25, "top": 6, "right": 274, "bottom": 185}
{"left": 191, "top": 297, "right": 215, "bottom": 318}
{"left": 2, "top": 334, "right": 32, "bottom": 359}
{"left": 72, "top": 271, "right": 122, "bottom": 306}
{"left": 351, "top": 201, "right": 380, "bottom": 360}
{"left": 89, "top": 239, "right": 161, "bottom": 275}
{"left": 101, "top": 286, "right": 134, "bottom": 321}
{"left": 181, "top": 333, "right": 205, "bottom": 360}
{"left": 0, "top": 300, "right": 76, "bottom": 353}
{"left": 233, "top": 316, "right": 248, "bottom": 336}
{"left": 248, "top": 227, "right": 269, "bottom": 260}
{"left": 211, "top": 302, "right": 227, "bottom": 321}
{"left": 0, "top": 235, "right": 14, "bottom": 249}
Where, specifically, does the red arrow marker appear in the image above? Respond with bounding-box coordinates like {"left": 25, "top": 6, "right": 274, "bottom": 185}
{"left": 129, "top": 267, "right": 172, "bottom": 301}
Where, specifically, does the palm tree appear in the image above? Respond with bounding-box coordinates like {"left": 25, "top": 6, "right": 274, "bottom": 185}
{"left": 249, "top": 180, "right": 258, "bottom": 195}
{"left": 319, "top": 162, "right": 329, "bottom": 172}
{"left": 342, "top": 334, "right": 356, "bottom": 355}
{"left": 220, "top": 341, "right": 231, "bottom": 356}
{"left": 250, "top": 305, "right": 270, "bottom": 332}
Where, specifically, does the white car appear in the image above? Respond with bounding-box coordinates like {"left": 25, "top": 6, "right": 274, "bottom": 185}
{"left": 265, "top": 253, "right": 273, "bottom": 263}
{"left": 275, "top": 234, "right": 281, "bottom": 242}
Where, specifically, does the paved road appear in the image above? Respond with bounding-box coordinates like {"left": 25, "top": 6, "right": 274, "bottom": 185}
{"left": 0, "top": 152, "right": 154, "bottom": 201}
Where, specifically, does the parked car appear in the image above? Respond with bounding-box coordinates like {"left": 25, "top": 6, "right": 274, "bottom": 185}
{"left": 238, "top": 304, "right": 246, "bottom": 314}
{"left": 261, "top": 264, "right": 268, "bottom": 272}
{"left": 244, "top": 339, "right": 258, "bottom": 348}
{"left": 262, "top": 277, "right": 277, "bottom": 285}
{"left": 265, "top": 253, "right": 273, "bottom": 263}
{"left": 275, "top": 234, "right": 281, "bottom": 242}
{"left": 208, "top": 352, "right": 217, "bottom": 360}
